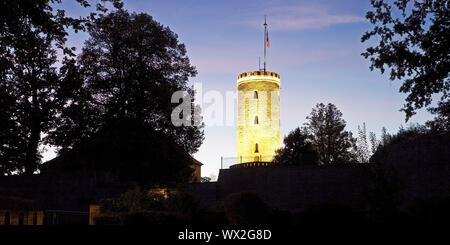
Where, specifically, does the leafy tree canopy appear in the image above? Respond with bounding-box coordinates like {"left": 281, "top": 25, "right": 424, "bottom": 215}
{"left": 362, "top": 0, "right": 449, "bottom": 120}
{"left": 0, "top": 0, "right": 121, "bottom": 174}
{"left": 425, "top": 100, "right": 450, "bottom": 132}
{"left": 273, "top": 127, "right": 319, "bottom": 166}
{"left": 1, "top": 2, "right": 204, "bottom": 177}
{"left": 46, "top": 9, "right": 204, "bottom": 155}
{"left": 303, "top": 103, "right": 356, "bottom": 164}
{"left": 1, "top": 10, "right": 62, "bottom": 174}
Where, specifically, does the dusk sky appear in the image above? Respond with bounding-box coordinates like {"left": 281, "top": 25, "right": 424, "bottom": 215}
{"left": 49, "top": 0, "right": 434, "bottom": 177}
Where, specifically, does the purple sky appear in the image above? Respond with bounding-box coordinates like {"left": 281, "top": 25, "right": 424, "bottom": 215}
{"left": 47, "top": 0, "right": 434, "bottom": 178}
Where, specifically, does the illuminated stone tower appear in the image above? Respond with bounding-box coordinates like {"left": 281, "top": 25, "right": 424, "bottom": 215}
{"left": 237, "top": 71, "right": 281, "bottom": 163}
{"left": 235, "top": 17, "right": 280, "bottom": 165}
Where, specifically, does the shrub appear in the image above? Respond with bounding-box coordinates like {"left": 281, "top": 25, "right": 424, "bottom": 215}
{"left": 223, "top": 191, "right": 273, "bottom": 225}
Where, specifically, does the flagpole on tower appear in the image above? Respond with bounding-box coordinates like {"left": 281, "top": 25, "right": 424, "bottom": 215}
{"left": 264, "top": 15, "right": 267, "bottom": 73}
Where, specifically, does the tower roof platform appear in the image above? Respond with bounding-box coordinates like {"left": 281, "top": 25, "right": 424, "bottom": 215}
{"left": 237, "top": 71, "right": 280, "bottom": 85}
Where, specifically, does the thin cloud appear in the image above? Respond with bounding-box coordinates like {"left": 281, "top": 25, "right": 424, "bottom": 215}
{"left": 246, "top": 5, "right": 366, "bottom": 30}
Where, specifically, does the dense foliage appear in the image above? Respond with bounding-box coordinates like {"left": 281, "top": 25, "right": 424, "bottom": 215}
{"left": 274, "top": 103, "right": 356, "bottom": 165}
{"left": 273, "top": 127, "right": 319, "bottom": 165}
{"left": 362, "top": 0, "right": 449, "bottom": 120}
{"left": 0, "top": 1, "right": 204, "bottom": 177}
{"left": 303, "top": 103, "right": 356, "bottom": 164}
{"left": 47, "top": 10, "right": 204, "bottom": 155}
{"left": 0, "top": 0, "right": 95, "bottom": 174}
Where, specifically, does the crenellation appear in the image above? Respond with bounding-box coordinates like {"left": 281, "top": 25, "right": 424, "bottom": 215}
{"left": 237, "top": 71, "right": 281, "bottom": 164}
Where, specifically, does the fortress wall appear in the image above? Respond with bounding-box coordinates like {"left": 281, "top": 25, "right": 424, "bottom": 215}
{"left": 372, "top": 133, "right": 450, "bottom": 207}
{"left": 190, "top": 133, "right": 450, "bottom": 212}
{"left": 0, "top": 171, "right": 131, "bottom": 211}
{"left": 215, "top": 165, "right": 368, "bottom": 212}
{"left": 186, "top": 182, "right": 218, "bottom": 207}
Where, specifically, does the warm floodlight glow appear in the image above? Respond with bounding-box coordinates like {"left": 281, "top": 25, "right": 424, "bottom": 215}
{"left": 237, "top": 71, "right": 281, "bottom": 163}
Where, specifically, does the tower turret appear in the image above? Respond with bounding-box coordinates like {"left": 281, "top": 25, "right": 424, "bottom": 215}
{"left": 237, "top": 71, "right": 281, "bottom": 163}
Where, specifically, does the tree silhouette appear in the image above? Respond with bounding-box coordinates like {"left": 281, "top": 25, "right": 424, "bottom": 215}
{"left": 371, "top": 123, "right": 430, "bottom": 163}
{"left": 369, "top": 131, "right": 380, "bottom": 155}
{"left": 273, "top": 127, "right": 319, "bottom": 165}
{"left": 356, "top": 123, "right": 370, "bottom": 163}
{"left": 0, "top": 25, "right": 61, "bottom": 174}
{"left": 44, "top": 58, "right": 104, "bottom": 153}
{"left": 0, "top": 86, "right": 25, "bottom": 175}
{"left": 0, "top": 0, "right": 115, "bottom": 174}
{"left": 425, "top": 100, "right": 450, "bottom": 132}
{"left": 0, "top": 0, "right": 121, "bottom": 55}
{"left": 362, "top": 0, "right": 449, "bottom": 120}
{"left": 303, "top": 103, "right": 356, "bottom": 164}
{"left": 43, "top": 119, "right": 194, "bottom": 187}
{"left": 380, "top": 126, "right": 392, "bottom": 146}
{"left": 1, "top": 3, "right": 204, "bottom": 174}
{"left": 47, "top": 9, "right": 204, "bottom": 155}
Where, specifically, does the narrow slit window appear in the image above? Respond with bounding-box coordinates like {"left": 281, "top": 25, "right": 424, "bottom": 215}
{"left": 254, "top": 143, "right": 259, "bottom": 153}
{"left": 254, "top": 116, "right": 259, "bottom": 124}
{"left": 4, "top": 212, "right": 10, "bottom": 225}
{"left": 254, "top": 91, "right": 258, "bottom": 99}
{"left": 19, "top": 213, "right": 24, "bottom": 225}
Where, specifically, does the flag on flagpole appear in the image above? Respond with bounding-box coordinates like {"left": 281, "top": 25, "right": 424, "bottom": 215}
{"left": 266, "top": 30, "right": 270, "bottom": 48}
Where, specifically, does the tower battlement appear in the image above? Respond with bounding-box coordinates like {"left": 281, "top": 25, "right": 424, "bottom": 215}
{"left": 235, "top": 18, "right": 280, "bottom": 165}
{"left": 236, "top": 70, "right": 281, "bottom": 164}
{"left": 237, "top": 71, "right": 280, "bottom": 81}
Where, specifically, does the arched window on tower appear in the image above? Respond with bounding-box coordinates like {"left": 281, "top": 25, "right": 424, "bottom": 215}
{"left": 254, "top": 116, "right": 259, "bottom": 124}
{"left": 254, "top": 91, "right": 258, "bottom": 99}
{"left": 254, "top": 143, "right": 259, "bottom": 153}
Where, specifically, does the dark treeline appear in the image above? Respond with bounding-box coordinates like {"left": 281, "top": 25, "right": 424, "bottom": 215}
{"left": 273, "top": 102, "right": 449, "bottom": 166}
{"left": 274, "top": 0, "right": 450, "bottom": 166}
{"left": 0, "top": 1, "right": 204, "bottom": 178}
{"left": 362, "top": 0, "right": 449, "bottom": 121}
{"left": 273, "top": 103, "right": 355, "bottom": 166}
